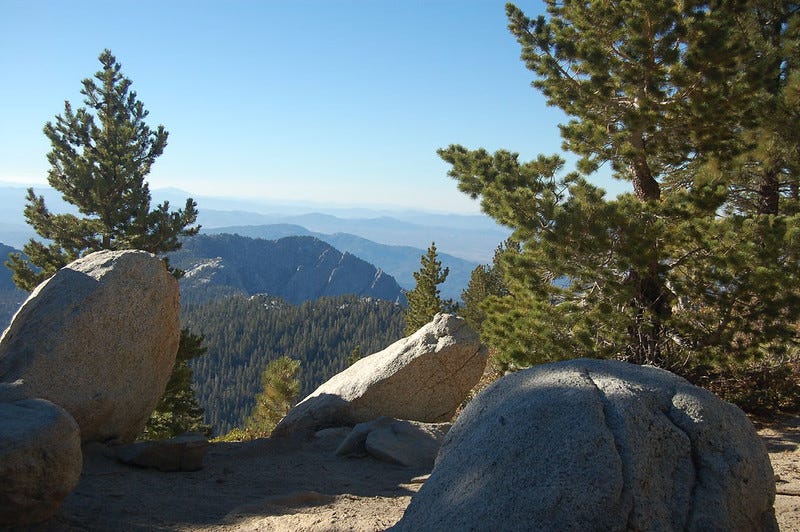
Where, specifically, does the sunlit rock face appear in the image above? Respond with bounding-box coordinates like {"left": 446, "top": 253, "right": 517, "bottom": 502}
{"left": 272, "top": 314, "right": 486, "bottom": 438}
{"left": 0, "top": 249, "right": 180, "bottom": 443}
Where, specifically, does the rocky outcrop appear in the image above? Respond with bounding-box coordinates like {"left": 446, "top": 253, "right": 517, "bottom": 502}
{"left": 0, "top": 250, "right": 181, "bottom": 443}
{"left": 0, "top": 397, "right": 82, "bottom": 526}
{"left": 272, "top": 314, "right": 486, "bottom": 437}
{"left": 393, "top": 358, "right": 777, "bottom": 532}
{"left": 336, "top": 417, "right": 451, "bottom": 469}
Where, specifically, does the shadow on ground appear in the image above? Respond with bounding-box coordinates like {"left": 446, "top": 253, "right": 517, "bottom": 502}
{"left": 29, "top": 431, "right": 423, "bottom": 531}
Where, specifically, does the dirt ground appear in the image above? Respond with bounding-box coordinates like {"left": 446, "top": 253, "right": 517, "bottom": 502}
{"left": 754, "top": 414, "right": 800, "bottom": 531}
{"left": 18, "top": 415, "right": 800, "bottom": 531}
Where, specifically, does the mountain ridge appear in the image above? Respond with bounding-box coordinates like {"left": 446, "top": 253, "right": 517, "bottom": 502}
{"left": 204, "top": 225, "right": 477, "bottom": 302}
{"left": 169, "top": 234, "right": 406, "bottom": 305}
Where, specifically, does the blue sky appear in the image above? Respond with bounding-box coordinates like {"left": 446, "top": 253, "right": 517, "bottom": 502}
{"left": 0, "top": 1, "right": 626, "bottom": 214}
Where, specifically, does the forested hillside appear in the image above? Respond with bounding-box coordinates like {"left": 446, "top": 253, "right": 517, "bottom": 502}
{"left": 182, "top": 294, "right": 405, "bottom": 435}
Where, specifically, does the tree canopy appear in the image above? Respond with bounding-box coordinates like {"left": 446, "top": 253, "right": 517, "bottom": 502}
{"left": 440, "top": 1, "right": 800, "bottom": 412}
{"left": 7, "top": 49, "right": 199, "bottom": 291}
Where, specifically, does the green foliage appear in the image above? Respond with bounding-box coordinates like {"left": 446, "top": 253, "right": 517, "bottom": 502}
{"left": 243, "top": 356, "right": 301, "bottom": 438}
{"left": 404, "top": 242, "right": 453, "bottom": 335}
{"left": 141, "top": 329, "right": 212, "bottom": 440}
{"left": 212, "top": 427, "right": 250, "bottom": 442}
{"left": 348, "top": 344, "right": 364, "bottom": 366}
{"left": 460, "top": 240, "right": 515, "bottom": 334}
{"left": 6, "top": 49, "right": 199, "bottom": 290}
{"left": 440, "top": 2, "right": 800, "bottom": 413}
{"left": 184, "top": 294, "right": 405, "bottom": 435}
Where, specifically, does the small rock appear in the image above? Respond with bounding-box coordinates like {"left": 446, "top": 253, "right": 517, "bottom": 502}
{"left": 115, "top": 433, "right": 209, "bottom": 472}
{"left": 337, "top": 417, "right": 451, "bottom": 469}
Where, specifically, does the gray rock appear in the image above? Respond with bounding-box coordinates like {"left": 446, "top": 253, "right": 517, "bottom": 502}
{"left": 0, "top": 250, "right": 181, "bottom": 443}
{"left": 115, "top": 433, "right": 209, "bottom": 472}
{"left": 272, "top": 314, "right": 486, "bottom": 437}
{"left": 0, "top": 380, "right": 26, "bottom": 403}
{"left": 0, "top": 398, "right": 82, "bottom": 526}
{"left": 336, "top": 417, "right": 451, "bottom": 469}
{"left": 393, "top": 358, "right": 777, "bottom": 532}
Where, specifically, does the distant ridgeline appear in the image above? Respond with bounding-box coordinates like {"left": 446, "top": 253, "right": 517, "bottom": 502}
{"left": 183, "top": 293, "right": 405, "bottom": 435}
{"left": 169, "top": 233, "right": 407, "bottom": 305}
{"left": 203, "top": 225, "right": 478, "bottom": 303}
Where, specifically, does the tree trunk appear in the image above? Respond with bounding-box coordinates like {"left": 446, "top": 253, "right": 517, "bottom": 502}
{"left": 757, "top": 168, "right": 780, "bottom": 215}
{"left": 627, "top": 146, "right": 669, "bottom": 365}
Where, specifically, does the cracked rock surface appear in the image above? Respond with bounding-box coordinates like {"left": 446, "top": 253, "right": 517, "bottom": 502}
{"left": 392, "top": 358, "right": 777, "bottom": 532}
{"left": 272, "top": 314, "right": 486, "bottom": 438}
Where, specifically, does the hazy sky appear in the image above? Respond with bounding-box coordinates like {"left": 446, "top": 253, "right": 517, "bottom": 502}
{"left": 0, "top": 1, "right": 626, "bottom": 214}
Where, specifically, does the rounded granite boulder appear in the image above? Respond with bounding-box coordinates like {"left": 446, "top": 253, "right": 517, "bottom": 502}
{"left": 0, "top": 398, "right": 82, "bottom": 526}
{"left": 393, "top": 358, "right": 777, "bottom": 531}
{"left": 0, "top": 249, "right": 180, "bottom": 443}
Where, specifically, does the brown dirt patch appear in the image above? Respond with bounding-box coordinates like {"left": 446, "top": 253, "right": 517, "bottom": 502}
{"left": 18, "top": 415, "right": 800, "bottom": 531}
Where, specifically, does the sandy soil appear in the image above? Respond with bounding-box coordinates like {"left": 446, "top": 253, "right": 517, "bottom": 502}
{"left": 754, "top": 415, "right": 800, "bottom": 531}
{"left": 17, "top": 416, "right": 800, "bottom": 531}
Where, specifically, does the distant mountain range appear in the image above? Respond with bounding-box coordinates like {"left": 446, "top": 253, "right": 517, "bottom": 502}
{"left": 0, "top": 185, "right": 509, "bottom": 263}
{"left": 0, "top": 184, "right": 503, "bottom": 303}
{"left": 169, "top": 234, "right": 406, "bottom": 305}
{"left": 204, "top": 225, "right": 476, "bottom": 302}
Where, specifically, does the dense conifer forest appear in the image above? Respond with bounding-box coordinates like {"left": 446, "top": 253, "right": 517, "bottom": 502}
{"left": 182, "top": 294, "right": 405, "bottom": 435}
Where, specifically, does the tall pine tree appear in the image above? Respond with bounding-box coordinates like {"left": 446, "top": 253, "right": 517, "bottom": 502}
{"left": 404, "top": 242, "right": 452, "bottom": 335}
{"left": 6, "top": 49, "right": 199, "bottom": 290}
{"left": 460, "top": 240, "right": 516, "bottom": 334}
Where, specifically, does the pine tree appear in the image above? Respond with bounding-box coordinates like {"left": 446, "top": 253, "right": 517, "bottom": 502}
{"left": 6, "top": 49, "right": 199, "bottom": 290}
{"left": 404, "top": 242, "right": 452, "bottom": 335}
{"left": 460, "top": 240, "right": 515, "bottom": 334}
{"left": 439, "top": 2, "right": 800, "bottom": 412}
{"left": 141, "top": 329, "right": 211, "bottom": 440}
{"left": 243, "top": 356, "right": 301, "bottom": 438}
{"left": 5, "top": 49, "right": 208, "bottom": 434}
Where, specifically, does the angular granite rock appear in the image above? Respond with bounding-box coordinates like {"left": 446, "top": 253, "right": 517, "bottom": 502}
{"left": 272, "top": 314, "right": 486, "bottom": 437}
{"left": 116, "top": 433, "right": 209, "bottom": 472}
{"left": 336, "top": 417, "right": 451, "bottom": 469}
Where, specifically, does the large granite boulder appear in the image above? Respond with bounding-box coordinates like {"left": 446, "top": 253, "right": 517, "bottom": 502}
{"left": 0, "top": 250, "right": 181, "bottom": 443}
{"left": 393, "top": 358, "right": 777, "bottom": 532}
{"left": 0, "top": 398, "right": 82, "bottom": 526}
{"left": 272, "top": 314, "right": 486, "bottom": 437}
